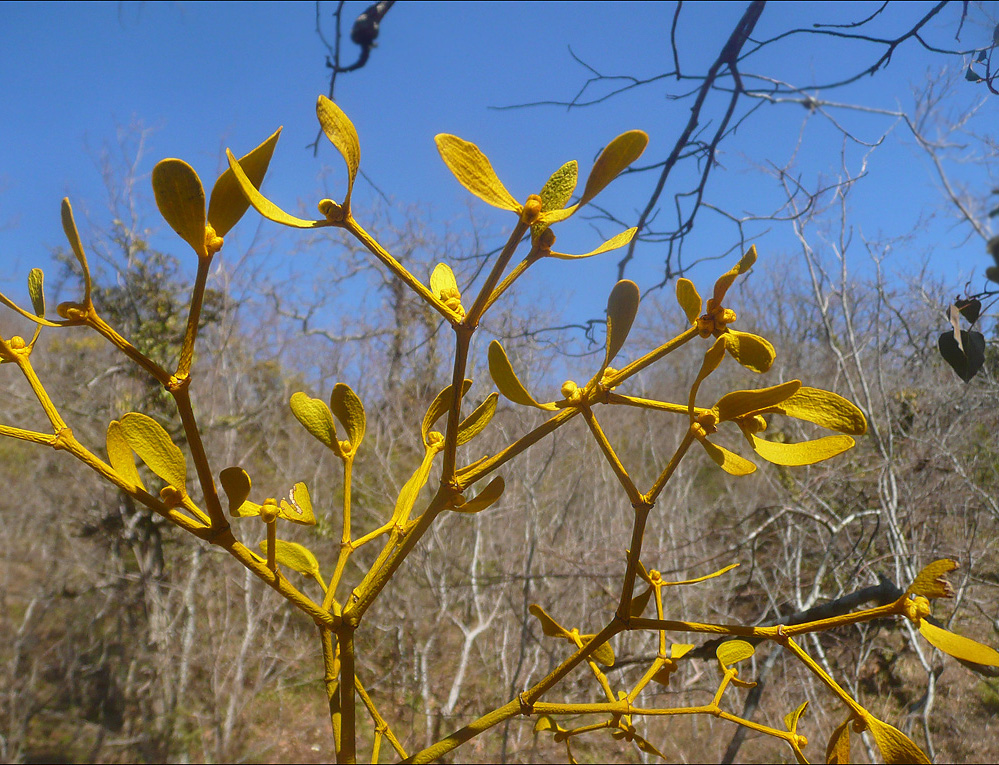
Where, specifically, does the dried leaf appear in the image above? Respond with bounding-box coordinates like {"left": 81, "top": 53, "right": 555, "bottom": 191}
{"left": 907, "top": 559, "right": 958, "bottom": 599}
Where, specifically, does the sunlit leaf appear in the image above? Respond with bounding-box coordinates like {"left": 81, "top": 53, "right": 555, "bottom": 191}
{"left": 784, "top": 701, "right": 809, "bottom": 765}
{"left": 548, "top": 227, "right": 637, "bottom": 260}
{"left": 529, "top": 604, "right": 572, "bottom": 639}
{"left": 700, "top": 438, "right": 756, "bottom": 475}
{"left": 208, "top": 127, "right": 281, "bottom": 236}
{"left": 226, "top": 148, "right": 329, "bottom": 229}
{"left": 826, "top": 718, "right": 852, "bottom": 764}
{"left": 330, "top": 383, "right": 365, "bottom": 452}
{"left": 581, "top": 634, "right": 615, "bottom": 666}
{"left": 119, "top": 412, "right": 187, "bottom": 491}
{"left": 712, "top": 245, "right": 758, "bottom": 304}
{"left": 290, "top": 392, "right": 342, "bottom": 456}
{"left": 774, "top": 387, "right": 867, "bottom": 435}
{"left": 604, "top": 280, "right": 640, "bottom": 369}
{"left": 488, "top": 341, "right": 556, "bottom": 410}
{"left": 534, "top": 715, "right": 559, "bottom": 733}
{"left": 152, "top": 159, "right": 208, "bottom": 258}
{"left": 662, "top": 563, "right": 739, "bottom": 586}
{"left": 865, "top": 716, "right": 930, "bottom": 764}
{"left": 28, "top": 269, "right": 45, "bottom": 316}
{"left": 629, "top": 586, "right": 653, "bottom": 617}
{"left": 259, "top": 539, "right": 322, "bottom": 578}
{"left": 422, "top": 379, "right": 473, "bottom": 443}
{"left": 60, "top": 198, "right": 91, "bottom": 303}
{"left": 532, "top": 160, "right": 578, "bottom": 239}
{"left": 907, "top": 559, "right": 958, "bottom": 599}
{"left": 317, "top": 95, "right": 360, "bottom": 209}
{"left": 219, "top": 466, "right": 251, "bottom": 515}
{"left": 457, "top": 392, "right": 498, "bottom": 446}
{"left": 393, "top": 447, "right": 438, "bottom": 522}
{"left": 676, "top": 278, "right": 701, "bottom": 324}
{"left": 633, "top": 733, "right": 666, "bottom": 759}
{"left": 454, "top": 476, "right": 505, "bottom": 514}
{"left": 106, "top": 420, "right": 145, "bottom": 491}
{"left": 919, "top": 620, "right": 999, "bottom": 666}
{"left": 435, "top": 134, "right": 520, "bottom": 212}
{"left": 724, "top": 330, "right": 775, "bottom": 373}
{"left": 430, "top": 262, "right": 459, "bottom": 299}
{"left": 714, "top": 381, "right": 801, "bottom": 422}
{"left": 690, "top": 336, "right": 728, "bottom": 398}
{"left": 750, "top": 434, "right": 856, "bottom": 466}
{"left": 716, "top": 639, "right": 755, "bottom": 666}
{"left": 579, "top": 130, "right": 648, "bottom": 206}
{"left": 280, "top": 482, "right": 316, "bottom": 526}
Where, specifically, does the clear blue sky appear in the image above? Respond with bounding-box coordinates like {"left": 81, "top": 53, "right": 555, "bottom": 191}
{"left": 1, "top": 1, "right": 996, "bottom": 341}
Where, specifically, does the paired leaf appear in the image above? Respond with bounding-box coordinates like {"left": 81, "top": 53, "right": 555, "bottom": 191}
{"left": 28, "top": 269, "right": 45, "bottom": 316}
{"left": 864, "top": 716, "right": 930, "bottom": 764}
{"left": 435, "top": 134, "right": 520, "bottom": 212}
{"left": 454, "top": 476, "right": 505, "bottom": 514}
{"left": 774, "top": 387, "right": 867, "bottom": 435}
{"left": 430, "top": 262, "right": 459, "bottom": 300}
{"left": 724, "top": 330, "right": 775, "bottom": 373}
{"left": 826, "top": 718, "right": 852, "bottom": 764}
{"left": 629, "top": 585, "right": 653, "bottom": 617}
{"left": 784, "top": 700, "right": 809, "bottom": 765}
{"left": 918, "top": 620, "right": 999, "bottom": 666}
{"left": 152, "top": 159, "right": 208, "bottom": 257}
{"left": 60, "top": 198, "right": 91, "bottom": 303}
{"left": 422, "top": 379, "right": 473, "bottom": 443}
{"left": 457, "top": 392, "right": 498, "bottom": 445}
{"left": 316, "top": 96, "right": 360, "bottom": 209}
{"left": 280, "top": 482, "right": 316, "bottom": 525}
{"left": 549, "top": 227, "right": 637, "bottom": 260}
{"left": 106, "top": 420, "right": 145, "bottom": 491}
{"left": 579, "top": 130, "right": 649, "bottom": 206}
{"left": 330, "top": 383, "right": 365, "bottom": 452}
{"left": 119, "top": 412, "right": 187, "bottom": 490}
{"left": 220, "top": 466, "right": 252, "bottom": 515}
{"left": 907, "top": 559, "right": 958, "bottom": 599}
{"left": 530, "top": 603, "right": 572, "bottom": 639}
{"left": 749, "top": 434, "right": 856, "bottom": 466}
{"left": 584, "top": 635, "right": 615, "bottom": 667}
{"left": 714, "top": 381, "right": 801, "bottom": 422}
{"left": 712, "top": 245, "right": 758, "bottom": 304}
{"left": 533, "top": 160, "right": 578, "bottom": 239}
{"left": 676, "top": 278, "right": 701, "bottom": 324}
{"left": 226, "top": 148, "right": 329, "bottom": 229}
{"left": 259, "top": 539, "right": 322, "bottom": 579}
{"left": 604, "top": 280, "right": 640, "bottom": 369}
{"left": 290, "top": 392, "right": 342, "bottom": 456}
{"left": 208, "top": 127, "right": 281, "bottom": 236}
{"left": 488, "top": 341, "right": 556, "bottom": 410}
{"left": 700, "top": 439, "right": 757, "bottom": 476}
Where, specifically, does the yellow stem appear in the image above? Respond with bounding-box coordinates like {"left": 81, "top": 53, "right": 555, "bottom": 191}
{"left": 88, "top": 312, "right": 172, "bottom": 385}
{"left": 464, "top": 221, "right": 530, "bottom": 328}
{"left": 338, "top": 627, "right": 357, "bottom": 764}
{"left": 646, "top": 429, "right": 697, "bottom": 504}
{"left": 266, "top": 520, "right": 276, "bottom": 571}
{"left": 442, "top": 327, "right": 473, "bottom": 481}
{"left": 356, "top": 675, "right": 407, "bottom": 759}
{"left": 177, "top": 254, "right": 212, "bottom": 379}
{"left": 171, "top": 385, "right": 228, "bottom": 529}
{"left": 319, "top": 627, "right": 342, "bottom": 754}
{"left": 580, "top": 405, "right": 643, "bottom": 506}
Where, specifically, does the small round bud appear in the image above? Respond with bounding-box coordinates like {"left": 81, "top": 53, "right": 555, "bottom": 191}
{"left": 318, "top": 199, "right": 344, "bottom": 221}
{"left": 260, "top": 499, "right": 280, "bottom": 524}
{"left": 9, "top": 336, "right": 26, "bottom": 350}
{"left": 427, "top": 431, "right": 444, "bottom": 447}
{"left": 521, "top": 195, "right": 543, "bottom": 225}
{"left": 560, "top": 380, "right": 578, "bottom": 398}
{"left": 538, "top": 227, "right": 556, "bottom": 250}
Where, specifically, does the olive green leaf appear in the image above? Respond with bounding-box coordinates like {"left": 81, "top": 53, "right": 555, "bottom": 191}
{"left": 548, "top": 227, "right": 637, "bottom": 260}
{"left": 457, "top": 392, "right": 498, "bottom": 445}
{"left": 28, "top": 269, "right": 45, "bottom": 317}
{"left": 488, "top": 341, "right": 557, "bottom": 410}
{"left": 434, "top": 134, "right": 521, "bottom": 212}
{"left": 316, "top": 95, "right": 360, "bottom": 210}
{"left": 532, "top": 160, "right": 578, "bottom": 240}
{"left": 676, "top": 278, "right": 701, "bottom": 324}
{"left": 290, "top": 392, "right": 342, "bottom": 457}
{"left": 906, "top": 559, "right": 958, "bottom": 599}
{"left": 106, "top": 420, "right": 145, "bottom": 492}
{"left": 119, "top": 412, "right": 187, "bottom": 491}
{"left": 330, "top": 383, "right": 365, "bottom": 452}
{"left": 580, "top": 130, "right": 648, "bottom": 206}
{"left": 422, "top": 379, "right": 473, "bottom": 444}
{"left": 529, "top": 603, "right": 572, "bottom": 639}
{"left": 826, "top": 718, "right": 852, "bottom": 764}
{"left": 864, "top": 716, "right": 930, "bottom": 764}
{"left": 61, "top": 198, "right": 92, "bottom": 304}
{"left": 152, "top": 159, "right": 208, "bottom": 258}
{"left": 259, "top": 539, "right": 322, "bottom": 579}
{"left": 219, "top": 466, "right": 252, "bottom": 515}
{"left": 453, "top": 476, "right": 504, "bottom": 514}
{"left": 604, "top": 280, "right": 640, "bottom": 369}
{"left": 208, "top": 127, "right": 282, "bottom": 236}
{"left": 280, "top": 482, "right": 316, "bottom": 526}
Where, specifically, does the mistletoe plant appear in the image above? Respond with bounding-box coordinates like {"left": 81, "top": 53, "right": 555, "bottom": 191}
{"left": 3, "top": 96, "right": 998, "bottom": 764}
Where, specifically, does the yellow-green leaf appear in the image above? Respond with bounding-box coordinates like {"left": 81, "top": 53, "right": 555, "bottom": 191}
{"left": 457, "top": 392, "right": 498, "bottom": 446}
{"left": 724, "top": 330, "right": 775, "bottom": 373}
{"left": 106, "top": 420, "right": 145, "bottom": 491}
{"left": 330, "top": 383, "right": 365, "bottom": 452}
{"left": 454, "top": 476, "right": 504, "bottom": 514}
{"left": 907, "top": 559, "right": 958, "bottom": 599}
{"left": 529, "top": 604, "right": 572, "bottom": 639}
{"left": 629, "top": 586, "right": 653, "bottom": 617}
{"left": 152, "top": 159, "right": 208, "bottom": 258}
{"left": 219, "top": 466, "right": 251, "bottom": 515}
{"left": 259, "top": 539, "right": 322, "bottom": 578}
{"left": 581, "top": 634, "right": 615, "bottom": 667}
{"left": 604, "top": 280, "right": 640, "bottom": 369}
{"left": 28, "top": 268, "right": 45, "bottom": 316}
{"left": 280, "top": 482, "right": 316, "bottom": 526}
{"left": 713, "top": 245, "right": 758, "bottom": 304}
{"left": 290, "top": 392, "right": 342, "bottom": 456}
{"left": 532, "top": 160, "right": 579, "bottom": 239}
{"left": 717, "top": 639, "right": 756, "bottom": 666}
{"left": 784, "top": 700, "right": 808, "bottom": 733}
{"left": 676, "top": 278, "right": 701, "bottom": 324}
{"left": 226, "top": 148, "right": 329, "bottom": 229}
{"left": 865, "top": 716, "right": 930, "bottom": 764}
{"left": 316, "top": 95, "right": 360, "bottom": 209}
{"left": 579, "top": 130, "right": 649, "bottom": 206}
{"left": 430, "top": 262, "right": 459, "bottom": 300}
{"left": 422, "top": 379, "right": 473, "bottom": 443}
{"left": 690, "top": 336, "right": 728, "bottom": 401}
{"left": 919, "top": 620, "right": 999, "bottom": 665}
{"left": 633, "top": 734, "right": 667, "bottom": 760}
{"left": 775, "top": 387, "right": 867, "bottom": 435}
{"left": 826, "top": 718, "right": 852, "bottom": 764}
{"left": 393, "top": 447, "right": 438, "bottom": 523}
{"left": 60, "top": 198, "right": 91, "bottom": 303}
{"left": 715, "top": 381, "right": 801, "bottom": 422}
{"left": 435, "top": 134, "right": 521, "bottom": 212}
{"left": 119, "top": 412, "right": 187, "bottom": 491}
{"left": 751, "top": 434, "right": 856, "bottom": 466}
{"left": 488, "top": 340, "right": 556, "bottom": 410}
{"left": 534, "top": 715, "right": 560, "bottom": 733}
{"left": 700, "top": 438, "right": 757, "bottom": 476}
{"left": 208, "top": 127, "right": 282, "bottom": 236}
{"left": 549, "top": 227, "right": 636, "bottom": 260}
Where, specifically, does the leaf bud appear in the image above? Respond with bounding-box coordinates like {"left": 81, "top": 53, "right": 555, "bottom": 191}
{"left": 260, "top": 499, "right": 280, "bottom": 524}
{"left": 318, "top": 198, "right": 344, "bottom": 222}
{"left": 521, "top": 195, "right": 543, "bottom": 225}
